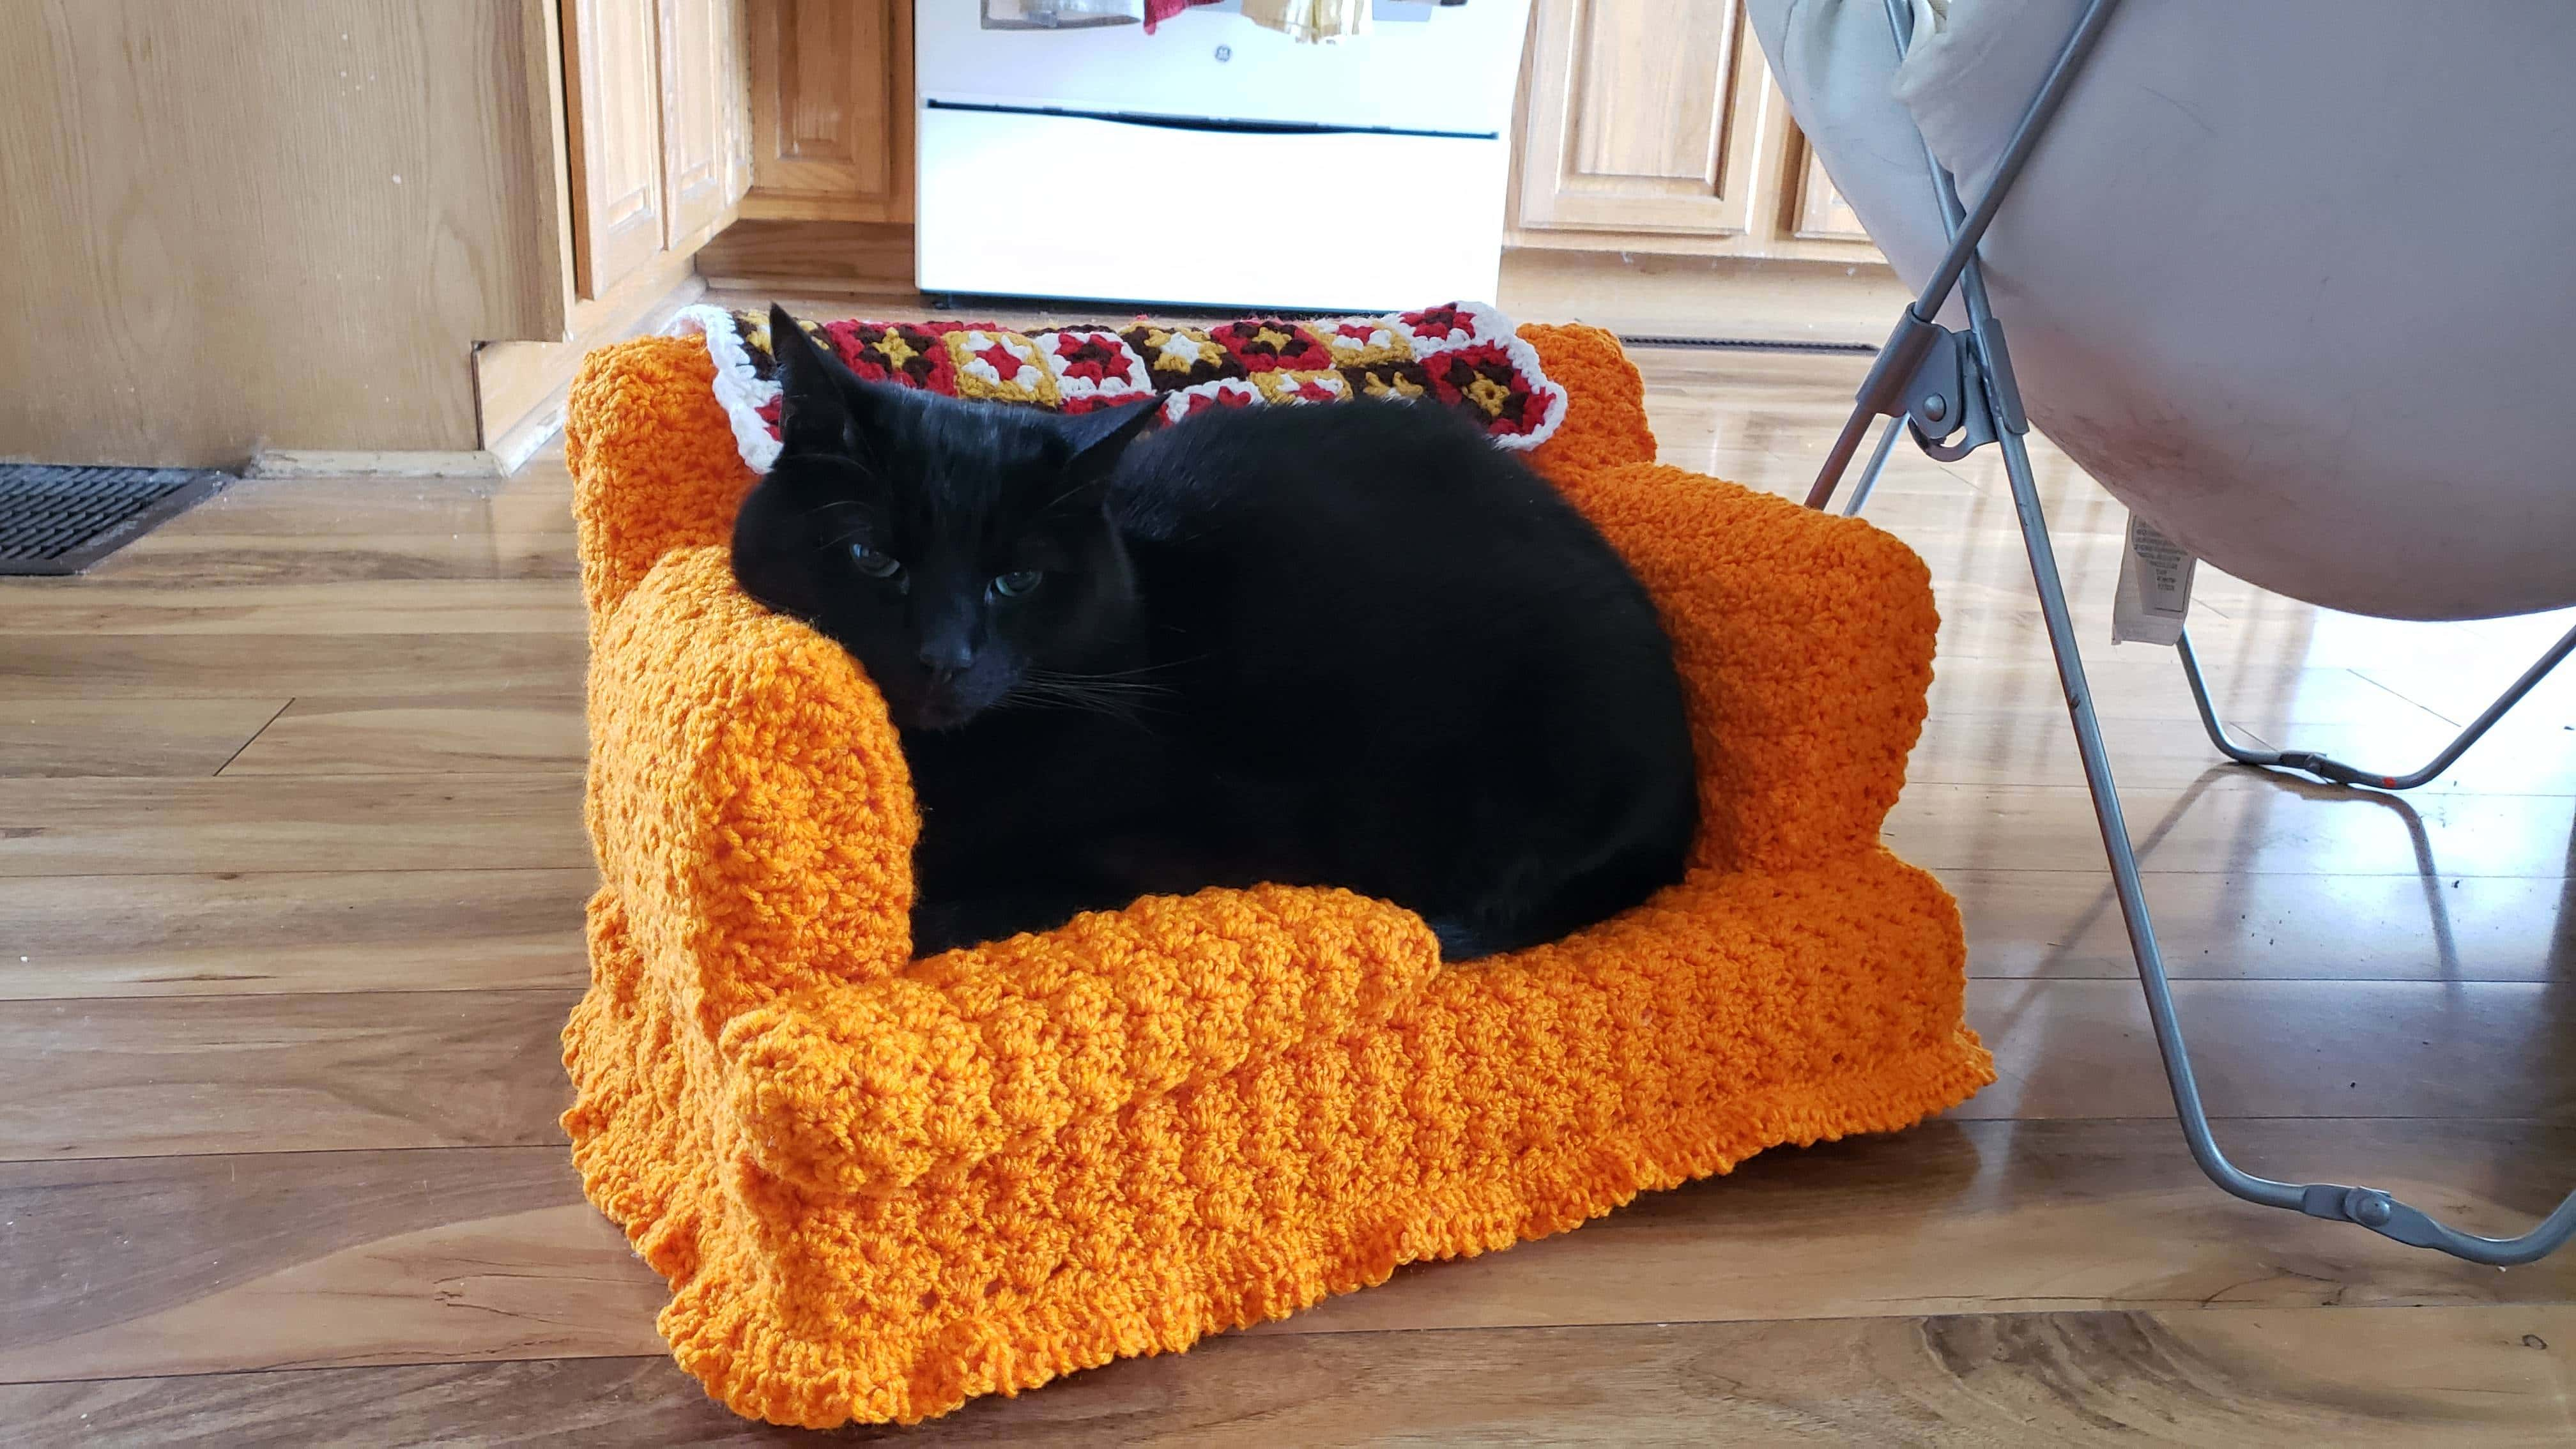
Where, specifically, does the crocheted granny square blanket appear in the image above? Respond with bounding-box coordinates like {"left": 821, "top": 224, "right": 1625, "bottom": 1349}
{"left": 666, "top": 300, "right": 1570, "bottom": 474}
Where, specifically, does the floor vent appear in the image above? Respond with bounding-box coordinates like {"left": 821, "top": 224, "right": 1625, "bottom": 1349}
{"left": 0, "top": 465, "right": 227, "bottom": 576}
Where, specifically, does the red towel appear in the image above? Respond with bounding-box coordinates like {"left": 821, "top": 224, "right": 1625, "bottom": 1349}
{"left": 1144, "top": 0, "right": 1222, "bottom": 31}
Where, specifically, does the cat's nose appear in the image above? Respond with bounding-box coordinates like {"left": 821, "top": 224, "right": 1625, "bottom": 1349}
{"left": 918, "top": 638, "right": 974, "bottom": 675}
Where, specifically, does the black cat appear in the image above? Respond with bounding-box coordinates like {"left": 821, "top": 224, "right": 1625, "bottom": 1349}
{"left": 732, "top": 304, "right": 1696, "bottom": 959}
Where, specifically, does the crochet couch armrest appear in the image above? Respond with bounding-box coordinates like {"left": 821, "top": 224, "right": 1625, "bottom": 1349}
{"left": 588, "top": 546, "right": 920, "bottom": 1034}
{"left": 569, "top": 335, "right": 762, "bottom": 630}
{"left": 1557, "top": 463, "right": 1940, "bottom": 874}
{"left": 1521, "top": 323, "right": 1659, "bottom": 475}
{"left": 714, "top": 885, "right": 1442, "bottom": 1195}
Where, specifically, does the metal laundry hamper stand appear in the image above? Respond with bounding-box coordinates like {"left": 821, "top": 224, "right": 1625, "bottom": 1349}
{"left": 1804, "top": 0, "right": 2576, "bottom": 1264}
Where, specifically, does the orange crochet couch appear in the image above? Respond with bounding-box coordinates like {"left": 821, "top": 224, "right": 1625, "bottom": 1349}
{"left": 560, "top": 321, "right": 1992, "bottom": 1429}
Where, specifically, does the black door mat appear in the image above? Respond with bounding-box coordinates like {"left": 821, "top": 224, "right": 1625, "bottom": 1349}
{"left": 0, "top": 465, "right": 229, "bottom": 576}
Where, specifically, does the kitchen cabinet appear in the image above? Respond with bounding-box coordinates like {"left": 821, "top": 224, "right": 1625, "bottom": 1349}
{"left": 563, "top": 0, "right": 752, "bottom": 298}
{"left": 472, "top": 0, "right": 753, "bottom": 468}
{"left": 4, "top": 0, "right": 759, "bottom": 468}
{"left": 659, "top": 0, "right": 757, "bottom": 249}
{"left": 742, "top": 0, "right": 914, "bottom": 224}
{"left": 1513, "top": 0, "right": 1885, "bottom": 263}
{"left": 563, "top": 0, "right": 666, "bottom": 298}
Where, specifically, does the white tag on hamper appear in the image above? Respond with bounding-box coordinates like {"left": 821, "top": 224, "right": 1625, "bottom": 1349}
{"left": 2112, "top": 513, "right": 2196, "bottom": 647}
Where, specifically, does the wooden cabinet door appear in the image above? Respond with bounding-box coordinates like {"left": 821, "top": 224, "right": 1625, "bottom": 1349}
{"left": 743, "top": 0, "right": 912, "bottom": 222}
{"left": 657, "top": 0, "right": 752, "bottom": 250}
{"left": 1517, "top": 0, "right": 1767, "bottom": 238}
{"left": 1791, "top": 141, "right": 1872, "bottom": 243}
{"left": 563, "top": 0, "right": 668, "bottom": 298}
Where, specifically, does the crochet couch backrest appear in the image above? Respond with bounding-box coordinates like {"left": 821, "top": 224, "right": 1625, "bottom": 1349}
{"left": 567, "top": 318, "right": 1929, "bottom": 879}
{"left": 568, "top": 313, "right": 1653, "bottom": 628}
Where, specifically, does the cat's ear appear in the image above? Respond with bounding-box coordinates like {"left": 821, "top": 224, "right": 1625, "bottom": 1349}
{"left": 769, "top": 303, "right": 858, "bottom": 458}
{"left": 1052, "top": 397, "right": 1160, "bottom": 481}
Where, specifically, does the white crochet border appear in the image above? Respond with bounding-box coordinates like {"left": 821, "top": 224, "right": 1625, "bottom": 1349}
{"left": 666, "top": 303, "right": 785, "bottom": 473}
{"left": 666, "top": 300, "right": 1567, "bottom": 475}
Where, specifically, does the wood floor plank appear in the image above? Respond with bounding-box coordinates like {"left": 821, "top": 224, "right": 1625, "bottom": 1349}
{"left": 1887, "top": 781, "right": 2576, "bottom": 879}
{"left": 220, "top": 696, "right": 587, "bottom": 776}
{"left": 0, "top": 990, "right": 579, "bottom": 1160}
{"left": 111, "top": 465, "right": 576, "bottom": 540}
{"left": 0, "top": 1208, "right": 654, "bottom": 1388}
{"left": 1911, "top": 707, "right": 2575, "bottom": 798}
{"left": 5, "top": 1121, "right": 2570, "bottom": 1392}
{"left": 0, "top": 698, "right": 288, "bottom": 779}
{"left": 1267, "top": 1118, "right": 2576, "bottom": 1338}
{"left": 1925, "top": 597, "right": 2536, "bottom": 687}
{"left": 0, "top": 1358, "right": 759, "bottom": 1449}
{"left": 1116, "top": 1309, "right": 2576, "bottom": 1446}
{"left": 0, "top": 869, "right": 590, "bottom": 1000}
{"left": 6, "top": 965, "right": 2566, "bottom": 1160}
{"left": 0, "top": 634, "right": 585, "bottom": 700}
{"left": 38, "top": 466, "right": 578, "bottom": 590}
{"left": 84, "top": 530, "right": 579, "bottom": 585}
{"left": 0, "top": 775, "right": 588, "bottom": 876}
{"left": 0, "top": 1147, "right": 657, "bottom": 1383}
{"left": 1924, "top": 654, "right": 2443, "bottom": 730}
{"left": 0, "top": 579, "right": 581, "bottom": 635}
{"left": 1961, "top": 978, "right": 2576, "bottom": 1123}
{"left": 1949, "top": 869, "right": 2576, "bottom": 981}
{"left": 4, "top": 1307, "right": 2570, "bottom": 1447}
{"left": 2352, "top": 632, "right": 2576, "bottom": 726}
{"left": 1906, "top": 710, "right": 2354, "bottom": 792}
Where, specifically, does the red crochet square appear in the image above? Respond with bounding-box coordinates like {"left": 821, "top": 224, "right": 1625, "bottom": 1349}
{"left": 1208, "top": 319, "right": 1334, "bottom": 374}
{"left": 817, "top": 321, "right": 960, "bottom": 395}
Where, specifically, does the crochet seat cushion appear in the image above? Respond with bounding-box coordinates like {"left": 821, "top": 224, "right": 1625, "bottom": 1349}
{"left": 560, "top": 310, "right": 1994, "bottom": 1429}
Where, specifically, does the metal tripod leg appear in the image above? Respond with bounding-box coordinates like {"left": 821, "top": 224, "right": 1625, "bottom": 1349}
{"left": 1841, "top": 415, "right": 1905, "bottom": 518}
{"left": 1801, "top": 0, "right": 2576, "bottom": 1264}
{"left": 2182, "top": 621, "right": 2576, "bottom": 790}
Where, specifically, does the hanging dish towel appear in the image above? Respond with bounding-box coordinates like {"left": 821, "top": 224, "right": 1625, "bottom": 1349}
{"left": 1144, "top": 0, "right": 1223, "bottom": 31}
{"left": 1243, "top": 0, "right": 1373, "bottom": 43}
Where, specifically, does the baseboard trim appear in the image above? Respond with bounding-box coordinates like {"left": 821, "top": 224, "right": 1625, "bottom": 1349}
{"left": 1498, "top": 249, "right": 1906, "bottom": 347}
{"left": 486, "top": 392, "right": 570, "bottom": 475}
{"left": 247, "top": 449, "right": 506, "bottom": 480}
{"left": 697, "top": 219, "right": 915, "bottom": 298}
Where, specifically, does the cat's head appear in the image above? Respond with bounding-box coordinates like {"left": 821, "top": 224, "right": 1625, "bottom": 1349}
{"left": 730, "top": 304, "right": 1161, "bottom": 732}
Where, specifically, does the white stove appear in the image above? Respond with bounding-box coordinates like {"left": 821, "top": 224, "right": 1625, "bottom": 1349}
{"left": 914, "top": 1, "right": 1532, "bottom": 311}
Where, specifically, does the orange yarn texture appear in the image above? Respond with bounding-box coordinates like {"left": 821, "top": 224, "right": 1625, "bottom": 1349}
{"left": 561, "top": 321, "right": 1993, "bottom": 1428}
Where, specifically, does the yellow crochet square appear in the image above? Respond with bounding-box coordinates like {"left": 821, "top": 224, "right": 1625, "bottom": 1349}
{"left": 563, "top": 322, "right": 1991, "bottom": 1429}
{"left": 1323, "top": 317, "right": 1413, "bottom": 368}
{"left": 1249, "top": 369, "right": 1352, "bottom": 405}
{"left": 942, "top": 327, "right": 1062, "bottom": 406}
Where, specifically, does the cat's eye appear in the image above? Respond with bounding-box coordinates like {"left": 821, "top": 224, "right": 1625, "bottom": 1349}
{"left": 849, "top": 544, "right": 903, "bottom": 581}
{"left": 991, "top": 570, "right": 1043, "bottom": 599}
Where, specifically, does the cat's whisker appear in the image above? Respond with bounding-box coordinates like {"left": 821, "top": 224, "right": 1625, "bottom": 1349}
{"left": 1020, "top": 668, "right": 1174, "bottom": 691}
{"left": 1004, "top": 672, "right": 1172, "bottom": 723}
{"left": 1037, "top": 656, "right": 1206, "bottom": 682}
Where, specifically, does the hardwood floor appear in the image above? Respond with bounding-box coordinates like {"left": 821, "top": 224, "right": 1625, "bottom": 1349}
{"left": 3, "top": 344, "right": 2570, "bottom": 1445}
